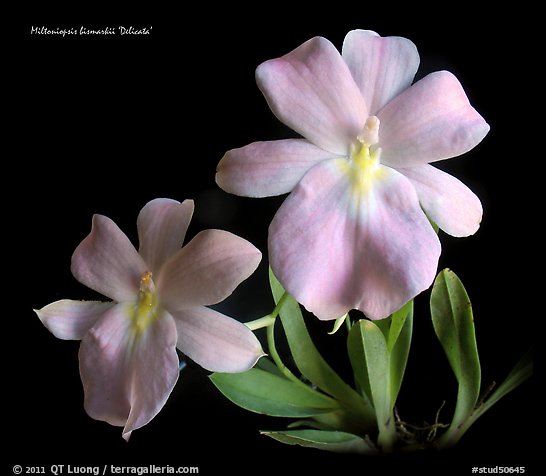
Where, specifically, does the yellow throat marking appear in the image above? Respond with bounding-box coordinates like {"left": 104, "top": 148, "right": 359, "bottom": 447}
{"left": 132, "top": 271, "right": 161, "bottom": 336}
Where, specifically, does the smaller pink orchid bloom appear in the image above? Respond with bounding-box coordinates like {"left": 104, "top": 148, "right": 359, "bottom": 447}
{"left": 217, "top": 30, "right": 489, "bottom": 321}
{"left": 35, "top": 198, "right": 263, "bottom": 440}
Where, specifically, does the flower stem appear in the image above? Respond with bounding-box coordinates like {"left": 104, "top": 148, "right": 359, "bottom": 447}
{"left": 244, "top": 292, "right": 290, "bottom": 331}
{"left": 266, "top": 309, "right": 309, "bottom": 387}
{"left": 245, "top": 315, "right": 276, "bottom": 331}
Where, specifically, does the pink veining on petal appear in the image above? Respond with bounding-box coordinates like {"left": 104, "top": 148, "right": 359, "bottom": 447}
{"left": 378, "top": 71, "right": 490, "bottom": 167}
{"left": 342, "top": 29, "right": 420, "bottom": 115}
{"left": 158, "top": 229, "right": 261, "bottom": 311}
{"left": 35, "top": 300, "right": 113, "bottom": 340}
{"left": 71, "top": 214, "right": 147, "bottom": 302}
{"left": 122, "top": 311, "right": 179, "bottom": 440}
{"left": 269, "top": 159, "right": 441, "bottom": 320}
{"left": 216, "top": 139, "right": 337, "bottom": 198}
{"left": 79, "top": 303, "right": 179, "bottom": 440}
{"left": 172, "top": 306, "right": 264, "bottom": 373}
{"left": 398, "top": 164, "right": 483, "bottom": 237}
{"left": 137, "top": 198, "right": 194, "bottom": 275}
{"left": 256, "top": 36, "right": 368, "bottom": 155}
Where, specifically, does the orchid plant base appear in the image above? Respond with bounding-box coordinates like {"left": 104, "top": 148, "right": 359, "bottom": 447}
{"left": 210, "top": 268, "right": 532, "bottom": 454}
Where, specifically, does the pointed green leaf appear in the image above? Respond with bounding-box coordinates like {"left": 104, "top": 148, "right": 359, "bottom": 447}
{"left": 348, "top": 320, "right": 395, "bottom": 450}
{"left": 261, "top": 429, "right": 378, "bottom": 454}
{"left": 475, "top": 349, "right": 533, "bottom": 417}
{"left": 386, "top": 301, "right": 413, "bottom": 352}
{"left": 347, "top": 322, "right": 372, "bottom": 403}
{"left": 269, "top": 268, "right": 375, "bottom": 429}
{"left": 360, "top": 302, "right": 413, "bottom": 411}
{"left": 210, "top": 368, "right": 338, "bottom": 417}
{"left": 439, "top": 350, "right": 532, "bottom": 448}
{"left": 255, "top": 356, "right": 285, "bottom": 377}
{"left": 349, "top": 308, "right": 413, "bottom": 412}
{"left": 389, "top": 303, "right": 413, "bottom": 407}
{"left": 328, "top": 313, "right": 348, "bottom": 335}
{"left": 431, "top": 269, "right": 481, "bottom": 437}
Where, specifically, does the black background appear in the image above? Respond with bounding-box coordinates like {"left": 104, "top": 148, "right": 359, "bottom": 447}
{"left": 9, "top": 4, "right": 535, "bottom": 475}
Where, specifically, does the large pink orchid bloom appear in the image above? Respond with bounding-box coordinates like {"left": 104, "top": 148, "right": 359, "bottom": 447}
{"left": 35, "top": 198, "right": 263, "bottom": 440}
{"left": 217, "top": 30, "right": 489, "bottom": 321}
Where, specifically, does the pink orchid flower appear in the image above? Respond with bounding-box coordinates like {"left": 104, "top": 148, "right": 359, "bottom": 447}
{"left": 217, "top": 30, "right": 489, "bottom": 321}
{"left": 35, "top": 198, "right": 263, "bottom": 440}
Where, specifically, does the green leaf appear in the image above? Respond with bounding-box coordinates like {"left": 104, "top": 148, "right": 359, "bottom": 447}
{"left": 474, "top": 349, "right": 533, "bottom": 418}
{"left": 388, "top": 302, "right": 413, "bottom": 407}
{"left": 255, "top": 356, "right": 285, "bottom": 377}
{"left": 348, "top": 320, "right": 395, "bottom": 450}
{"left": 261, "top": 429, "right": 377, "bottom": 454}
{"left": 431, "top": 269, "right": 481, "bottom": 443}
{"left": 361, "top": 302, "right": 413, "bottom": 410}
{"left": 269, "top": 268, "right": 375, "bottom": 430}
{"left": 328, "top": 313, "right": 348, "bottom": 335}
{"left": 210, "top": 368, "right": 338, "bottom": 417}
{"left": 386, "top": 301, "right": 413, "bottom": 352}
{"left": 347, "top": 321, "right": 372, "bottom": 403}
{"left": 440, "top": 350, "right": 532, "bottom": 449}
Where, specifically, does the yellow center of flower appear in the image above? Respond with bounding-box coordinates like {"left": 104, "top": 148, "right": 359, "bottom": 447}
{"left": 340, "top": 116, "right": 387, "bottom": 196}
{"left": 132, "top": 271, "right": 161, "bottom": 335}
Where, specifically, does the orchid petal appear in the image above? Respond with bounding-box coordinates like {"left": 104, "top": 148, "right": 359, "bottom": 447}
{"left": 137, "top": 198, "right": 194, "bottom": 274}
{"left": 269, "top": 159, "right": 440, "bottom": 320}
{"left": 216, "top": 139, "right": 337, "bottom": 198}
{"left": 256, "top": 36, "right": 367, "bottom": 155}
{"left": 378, "top": 71, "right": 490, "bottom": 167}
{"left": 71, "top": 214, "right": 147, "bottom": 302}
{"left": 342, "top": 29, "right": 419, "bottom": 115}
{"left": 35, "top": 299, "right": 113, "bottom": 340}
{"left": 79, "top": 303, "right": 179, "bottom": 440}
{"left": 122, "top": 313, "right": 179, "bottom": 440}
{"left": 398, "top": 164, "right": 483, "bottom": 237}
{"left": 172, "top": 306, "right": 264, "bottom": 372}
{"left": 158, "top": 230, "right": 261, "bottom": 311}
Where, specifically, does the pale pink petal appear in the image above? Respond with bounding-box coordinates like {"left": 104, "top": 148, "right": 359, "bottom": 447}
{"left": 79, "top": 303, "right": 179, "bottom": 440}
{"left": 378, "top": 71, "right": 490, "bottom": 167}
{"left": 398, "top": 164, "right": 483, "bottom": 237}
{"left": 256, "top": 36, "right": 368, "bottom": 155}
{"left": 137, "top": 198, "right": 194, "bottom": 274}
{"left": 172, "top": 306, "right": 264, "bottom": 372}
{"left": 122, "top": 312, "right": 179, "bottom": 440}
{"left": 34, "top": 299, "right": 113, "bottom": 340}
{"left": 342, "top": 29, "right": 419, "bottom": 115}
{"left": 269, "top": 159, "right": 440, "bottom": 320}
{"left": 71, "top": 214, "right": 147, "bottom": 302}
{"left": 216, "top": 139, "right": 338, "bottom": 198}
{"left": 158, "top": 230, "right": 261, "bottom": 311}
